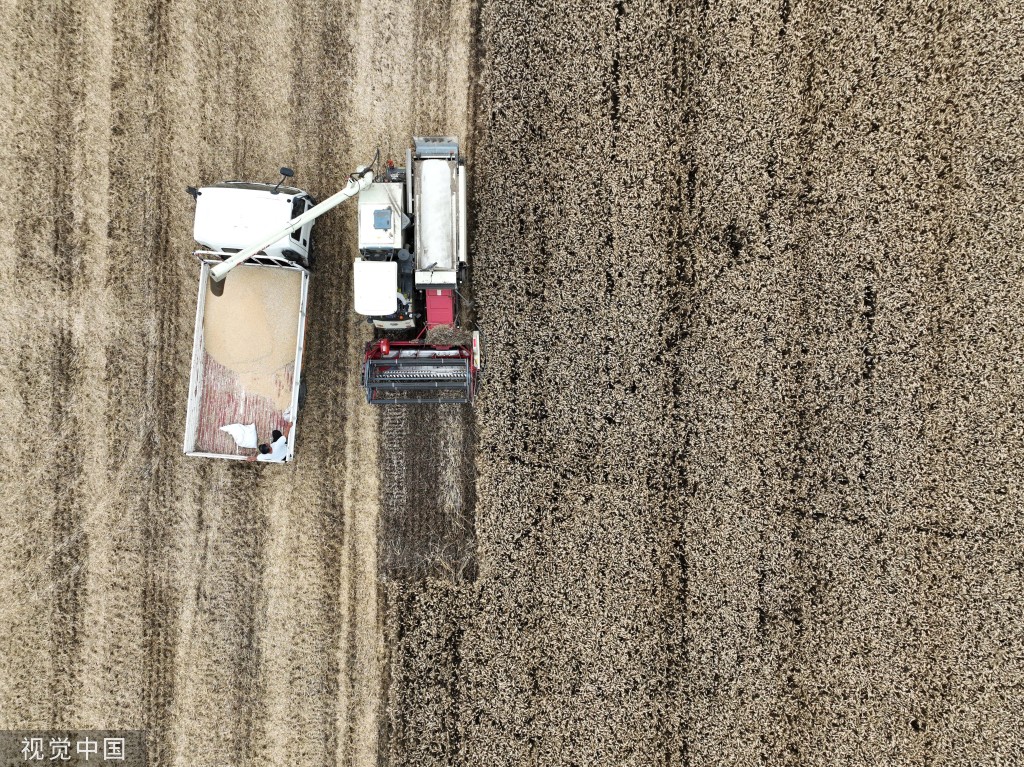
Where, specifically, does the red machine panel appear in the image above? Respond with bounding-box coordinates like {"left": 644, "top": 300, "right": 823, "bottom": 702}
{"left": 425, "top": 289, "right": 455, "bottom": 328}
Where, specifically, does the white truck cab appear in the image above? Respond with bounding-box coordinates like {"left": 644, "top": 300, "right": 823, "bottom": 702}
{"left": 193, "top": 182, "right": 317, "bottom": 265}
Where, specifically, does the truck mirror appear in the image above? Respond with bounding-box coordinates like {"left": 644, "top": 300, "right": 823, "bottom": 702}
{"left": 273, "top": 167, "right": 295, "bottom": 194}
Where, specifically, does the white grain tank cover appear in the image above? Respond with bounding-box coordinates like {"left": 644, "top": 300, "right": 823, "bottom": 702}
{"left": 354, "top": 259, "right": 399, "bottom": 315}
{"left": 417, "top": 159, "right": 454, "bottom": 271}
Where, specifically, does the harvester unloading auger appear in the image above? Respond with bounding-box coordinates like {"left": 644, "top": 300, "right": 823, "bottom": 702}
{"left": 354, "top": 137, "right": 481, "bottom": 404}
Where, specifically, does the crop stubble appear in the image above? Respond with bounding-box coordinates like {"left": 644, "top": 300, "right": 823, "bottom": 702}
{"left": 0, "top": 0, "right": 473, "bottom": 766}
{"left": 2, "top": 1, "right": 1023, "bottom": 767}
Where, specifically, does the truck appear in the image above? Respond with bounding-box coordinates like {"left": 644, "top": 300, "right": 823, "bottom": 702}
{"left": 182, "top": 167, "right": 372, "bottom": 460}
{"left": 354, "top": 137, "right": 482, "bottom": 404}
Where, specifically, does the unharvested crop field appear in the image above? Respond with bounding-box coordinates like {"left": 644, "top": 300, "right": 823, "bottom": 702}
{"left": 2, "top": 1, "right": 1023, "bottom": 766}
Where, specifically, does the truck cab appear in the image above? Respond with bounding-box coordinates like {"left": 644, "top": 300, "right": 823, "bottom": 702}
{"left": 193, "top": 182, "right": 317, "bottom": 265}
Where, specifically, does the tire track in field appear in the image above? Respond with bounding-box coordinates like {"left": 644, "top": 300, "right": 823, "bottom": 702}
{"left": 282, "top": 3, "right": 360, "bottom": 767}
{"left": 333, "top": 2, "right": 440, "bottom": 763}
{"left": 139, "top": 1, "right": 186, "bottom": 760}
{"left": 129, "top": 0, "right": 226, "bottom": 762}
{"left": 65, "top": 0, "right": 156, "bottom": 734}
{"left": 160, "top": 2, "right": 283, "bottom": 765}
{"left": 67, "top": 0, "right": 194, "bottom": 745}
{"left": 47, "top": 323, "right": 86, "bottom": 728}
{"left": 42, "top": 0, "right": 89, "bottom": 728}
{"left": 0, "top": 0, "right": 67, "bottom": 730}
{"left": 85, "top": 0, "right": 164, "bottom": 730}
{"left": 161, "top": 2, "right": 245, "bottom": 761}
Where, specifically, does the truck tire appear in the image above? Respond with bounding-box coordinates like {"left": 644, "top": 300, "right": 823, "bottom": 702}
{"left": 298, "top": 378, "right": 308, "bottom": 410}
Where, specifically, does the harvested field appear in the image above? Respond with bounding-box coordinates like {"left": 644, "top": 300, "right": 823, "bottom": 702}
{"left": 378, "top": 404, "right": 477, "bottom": 581}
{"left": 0, "top": 0, "right": 473, "bottom": 765}
{"left": 2, "top": 1, "right": 1024, "bottom": 767}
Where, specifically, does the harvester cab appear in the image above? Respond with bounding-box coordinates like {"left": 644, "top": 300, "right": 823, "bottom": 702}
{"left": 354, "top": 137, "right": 481, "bottom": 404}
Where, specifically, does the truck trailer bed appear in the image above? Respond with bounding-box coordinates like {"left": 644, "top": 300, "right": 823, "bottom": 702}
{"left": 192, "top": 352, "right": 294, "bottom": 455}
{"left": 184, "top": 262, "right": 308, "bottom": 460}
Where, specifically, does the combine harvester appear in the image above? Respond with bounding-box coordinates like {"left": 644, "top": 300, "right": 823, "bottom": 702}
{"left": 181, "top": 137, "right": 479, "bottom": 461}
{"left": 354, "top": 137, "right": 481, "bottom": 404}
